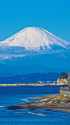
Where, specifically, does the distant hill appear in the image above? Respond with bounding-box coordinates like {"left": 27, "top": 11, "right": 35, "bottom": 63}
{"left": 0, "top": 72, "right": 64, "bottom": 84}
{"left": 57, "top": 73, "right": 68, "bottom": 85}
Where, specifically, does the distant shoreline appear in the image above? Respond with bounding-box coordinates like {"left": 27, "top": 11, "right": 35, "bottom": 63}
{"left": 0, "top": 83, "right": 65, "bottom": 87}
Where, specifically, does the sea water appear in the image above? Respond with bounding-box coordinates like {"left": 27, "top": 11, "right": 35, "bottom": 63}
{"left": 0, "top": 86, "right": 70, "bottom": 125}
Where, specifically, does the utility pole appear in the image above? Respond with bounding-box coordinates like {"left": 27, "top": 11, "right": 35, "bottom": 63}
{"left": 68, "top": 73, "right": 70, "bottom": 88}
{"left": 66, "top": 69, "right": 70, "bottom": 88}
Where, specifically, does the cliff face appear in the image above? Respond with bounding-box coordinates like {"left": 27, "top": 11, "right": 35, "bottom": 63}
{"left": 57, "top": 73, "right": 68, "bottom": 85}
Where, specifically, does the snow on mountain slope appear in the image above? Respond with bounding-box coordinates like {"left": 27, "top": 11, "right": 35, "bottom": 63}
{"left": 0, "top": 27, "right": 70, "bottom": 51}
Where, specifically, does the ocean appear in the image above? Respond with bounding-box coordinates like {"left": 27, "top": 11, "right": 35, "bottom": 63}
{"left": 0, "top": 86, "right": 70, "bottom": 125}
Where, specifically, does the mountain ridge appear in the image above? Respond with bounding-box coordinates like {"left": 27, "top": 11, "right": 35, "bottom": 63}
{"left": 0, "top": 72, "right": 64, "bottom": 84}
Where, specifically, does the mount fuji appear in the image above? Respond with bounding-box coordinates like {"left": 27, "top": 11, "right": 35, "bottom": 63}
{"left": 0, "top": 27, "right": 70, "bottom": 74}
{"left": 0, "top": 27, "right": 70, "bottom": 55}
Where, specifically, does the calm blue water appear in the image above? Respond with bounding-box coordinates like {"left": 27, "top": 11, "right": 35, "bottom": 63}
{"left": 0, "top": 86, "right": 70, "bottom": 125}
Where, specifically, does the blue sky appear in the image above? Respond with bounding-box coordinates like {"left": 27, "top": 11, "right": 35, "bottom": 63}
{"left": 0, "top": 0, "right": 70, "bottom": 42}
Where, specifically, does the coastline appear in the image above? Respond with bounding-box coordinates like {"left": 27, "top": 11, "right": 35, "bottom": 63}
{"left": 0, "top": 83, "right": 61, "bottom": 87}
{"left": 7, "top": 94, "right": 70, "bottom": 113}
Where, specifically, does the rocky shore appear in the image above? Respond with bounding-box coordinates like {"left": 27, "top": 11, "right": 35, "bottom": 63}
{"left": 7, "top": 94, "right": 70, "bottom": 113}
{"left": 57, "top": 73, "right": 68, "bottom": 85}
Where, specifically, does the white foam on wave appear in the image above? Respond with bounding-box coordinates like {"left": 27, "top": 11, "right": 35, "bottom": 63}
{"left": 0, "top": 106, "right": 4, "bottom": 107}
{"left": 28, "top": 112, "right": 47, "bottom": 116}
{"left": 20, "top": 99, "right": 29, "bottom": 102}
{"left": 36, "top": 113, "right": 47, "bottom": 116}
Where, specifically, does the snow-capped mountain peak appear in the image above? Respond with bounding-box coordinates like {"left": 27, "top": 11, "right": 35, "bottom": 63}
{"left": 0, "top": 27, "right": 70, "bottom": 51}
